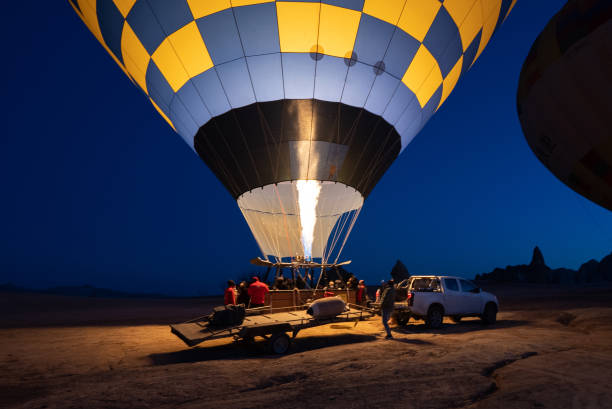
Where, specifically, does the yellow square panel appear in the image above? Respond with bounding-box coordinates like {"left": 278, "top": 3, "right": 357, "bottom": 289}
{"left": 481, "top": 0, "right": 501, "bottom": 19}
{"left": 121, "top": 23, "right": 150, "bottom": 93}
{"left": 318, "top": 4, "right": 361, "bottom": 58}
{"left": 231, "top": 0, "right": 274, "bottom": 6}
{"left": 169, "top": 22, "right": 213, "bottom": 78}
{"left": 473, "top": 0, "right": 501, "bottom": 64}
{"left": 152, "top": 22, "right": 212, "bottom": 92}
{"left": 150, "top": 98, "right": 176, "bottom": 131}
{"left": 276, "top": 2, "right": 321, "bottom": 53}
{"left": 456, "top": 0, "right": 483, "bottom": 51}
{"left": 362, "top": 0, "right": 405, "bottom": 25}
{"left": 443, "top": 0, "right": 477, "bottom": 27}
{"left": 418, "top": 66, "right": 443, "bottom": 108}
{"left": 402, "top": 45, "right": 442, "bottom": 107}
{"left": 397, "top": 0, "right": 441, "bottom": 42}
{"left": 187, "top": 0, "right": 230, "bottom": 19}
{"left": 438, "top": 56, "right": 462, "bottom": 109}
{"left": 152, "top": 40, "right": 189, "bottom": 92}
{"left": 113, "top": 0, "right": 137, "bottom": 18}
{"left": 152, "top": 21, "right": 213, "bottom": 92}
{"left": 401, "top": 45, "right": 435, "bottom": 92}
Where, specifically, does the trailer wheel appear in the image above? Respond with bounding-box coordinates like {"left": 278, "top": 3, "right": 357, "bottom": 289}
{"left": 395, "top": 311, "right": 410, "bottom": 326}
{"left": 268, "top": 333, "right": 291, "bottom": 355}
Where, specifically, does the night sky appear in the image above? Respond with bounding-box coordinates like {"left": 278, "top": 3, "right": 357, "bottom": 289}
{"left": 2, "top": 1, "right": 611, "bottom": 296}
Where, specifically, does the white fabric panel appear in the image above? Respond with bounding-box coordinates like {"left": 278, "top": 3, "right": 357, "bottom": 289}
{"left": 237, "top": 181, "right": 363, "bottom": 260}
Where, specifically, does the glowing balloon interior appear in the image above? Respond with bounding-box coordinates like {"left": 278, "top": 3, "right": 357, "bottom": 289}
{"left": 70, "top": 0, "right": 515, "bottom": 262}
{"left": 296, "top": 180, "right": 322, "bottom": 260}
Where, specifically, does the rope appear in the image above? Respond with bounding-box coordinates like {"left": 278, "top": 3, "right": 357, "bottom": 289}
{"left": 323, "top": 211, "right": 344, "bottom": 263}
{"left": 326, "top": 207, "right": 353, "bottom": 263}
{"left": 334, "top": 206, "right": 362, "bottom": 264}
{"left": 313, "top": 266, "right": 325, "bottom": 297}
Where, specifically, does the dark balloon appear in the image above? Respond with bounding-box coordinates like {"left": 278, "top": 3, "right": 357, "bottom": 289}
{"left": 518, "top": 0, "right": 612, "bottom": 211}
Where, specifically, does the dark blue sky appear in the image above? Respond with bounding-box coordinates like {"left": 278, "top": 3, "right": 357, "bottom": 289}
{"left": 2, "top": 1, "right": 611, "bottom": 295}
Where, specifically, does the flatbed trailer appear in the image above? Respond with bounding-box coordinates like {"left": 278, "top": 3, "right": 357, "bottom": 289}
{"left": 170, "top": 304, "right": 373, "bottom": 354}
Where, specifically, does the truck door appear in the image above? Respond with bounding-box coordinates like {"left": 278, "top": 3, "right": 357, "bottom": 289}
{"left": 442, "top": 278, "right": 462, "bottom": 315}
{"left": 458, "top": 279, "right": 482, "bottom": 314}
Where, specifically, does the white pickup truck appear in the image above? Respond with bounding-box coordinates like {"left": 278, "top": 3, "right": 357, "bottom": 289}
{"left": 393, "top": 276, "right": 499, "bottom": 329}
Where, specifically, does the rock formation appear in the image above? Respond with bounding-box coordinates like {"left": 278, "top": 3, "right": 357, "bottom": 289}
{"left": 577, "top": 253, "right": 612, "bottom": 283}
{"left": 476, "top": 246, "right": 612, "bottom": 284}
{"left": 530, "top": 246, "right": 546, "bottom": 267}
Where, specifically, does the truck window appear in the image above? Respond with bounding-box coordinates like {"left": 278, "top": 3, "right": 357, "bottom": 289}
{"left": 410, "top": 278, "right": 441, "bottom": 292}
{"left": 459, "top": 279, "right": 477, "bottom": 292}
{"left": 444, "top": 278, "right": 459, "bottom": 291}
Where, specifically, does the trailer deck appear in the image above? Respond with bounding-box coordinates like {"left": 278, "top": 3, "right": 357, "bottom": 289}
{"left": 170, "top": 305, "right": 372, "bottom": 353}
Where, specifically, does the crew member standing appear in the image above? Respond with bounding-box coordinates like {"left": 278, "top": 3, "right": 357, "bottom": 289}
{"left": 380, "top": 279, "right": 396, "bottom": 339}
{"left": 356, "top": 279, "right": 367, "bottom": 305}
{"left": 237, "top": 281, "right": 250, "bottom": 306}
{"left": 375, "top": 280, "right": 385, "bottom": 302}
{"left": 224, "top": 280, "right": 236, "bottom": 305}
{"left": 247, "top": 276, "right": 269, "bottom": 308}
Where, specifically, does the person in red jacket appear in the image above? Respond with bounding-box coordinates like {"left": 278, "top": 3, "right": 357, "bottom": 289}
{"left": 356, "top": 280, "right": 367, "bottom": 305}
{"left": 224, "top": 280, "right": 236, "bottom": 305}
{"left": 247, "top": 276, "right": 269, "bottom": 308}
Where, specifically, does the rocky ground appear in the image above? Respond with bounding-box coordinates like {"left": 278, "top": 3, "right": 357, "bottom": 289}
{"left": 1, "top": 284, "right": 612, "bottom": 409}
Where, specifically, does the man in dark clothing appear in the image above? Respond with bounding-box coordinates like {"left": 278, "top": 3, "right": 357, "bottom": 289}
{"left": 347, "top": 276, "right": 358, "bottom": 290}
{"left": 247, "top": 276, "right": 269, "bottom": 308}
{"left": 273, "top": 276, "right": 285, "bottom": 290}
{"left": 295, "top": 274, "right": 307, "bottom": 289}
{"left": 237, "top": 281, "right": 250, "bottom": 306}
{"left": 380, "top": 279, "right": 396, "bottom": 339}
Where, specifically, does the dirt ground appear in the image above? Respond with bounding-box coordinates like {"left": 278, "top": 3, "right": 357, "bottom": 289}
{"left": 1, "top": 284, "right": 612, "bottom": 409}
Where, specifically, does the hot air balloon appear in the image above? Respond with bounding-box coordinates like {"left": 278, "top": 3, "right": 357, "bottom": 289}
{"left": 70, "top": 0, "right": 515, "bottom": 266}
{"left": 518, "top": 0, "right": 612, "bottom": 211}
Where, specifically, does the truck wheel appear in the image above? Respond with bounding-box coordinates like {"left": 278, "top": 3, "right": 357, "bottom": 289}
{"left": 451, "top": 316, "right": 462, "bottom": 323}
{"left": 426, "top": 306, "right": 444, "bottom": 329}
{"left": 481, "top": 303, "right": 497, "bottom": 325}
{"left": 268, "top": 333, "right": 291, "bottom": 354}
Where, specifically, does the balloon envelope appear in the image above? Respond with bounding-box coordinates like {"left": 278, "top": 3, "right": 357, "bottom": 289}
{"left": 70, "top": 0, "right": 515, "bottom": 261}
{"left": 518, "top": 0, "right": 612, "bottom": 211}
